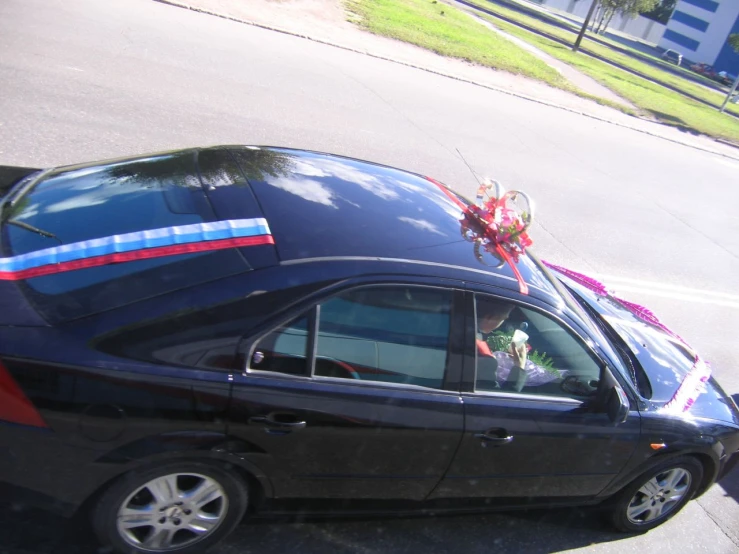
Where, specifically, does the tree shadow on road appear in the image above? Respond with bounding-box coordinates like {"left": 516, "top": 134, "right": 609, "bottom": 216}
{"left": 232, "top": 507, "right": 628, "bottom": 554}
{"left": 0, "top": 503, "right": 102, "bottom": 554}
{"left": 718, "top": 466, "right": 739, "bottom": 505}
{"left": 0, "top": 502, "right": 629, "bottom": 554}
{"left": 715, "top": 393, "right": 739, "bottom": 505}
{"left": 646, "top": 110, "right": 704, "bottom": 137}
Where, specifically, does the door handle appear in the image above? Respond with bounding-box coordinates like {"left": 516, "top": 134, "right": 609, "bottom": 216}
{"left": 249, "top": 412, "right": 307, "bottom": 434}
{"left": 474, "top": 430, "right": 513, "bottom": 446}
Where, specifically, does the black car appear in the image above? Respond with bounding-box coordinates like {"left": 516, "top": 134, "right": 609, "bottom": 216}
{"left": 1, "top": 146, "right": 738, "bottom": 554}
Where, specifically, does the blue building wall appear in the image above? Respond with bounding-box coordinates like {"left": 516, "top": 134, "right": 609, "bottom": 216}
{"left": 713, "top": 14, "right": 739, "bottom": 74}
{"left": 660, "top": 1, "right": 739, "bottom": 69}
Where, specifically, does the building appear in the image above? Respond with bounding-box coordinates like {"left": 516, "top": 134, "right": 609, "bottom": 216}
{"left": 659, "top": 0, "right": 739, "bottom": 72}
{"left": 539, "top": 0, "right": 666, "bottom": 43}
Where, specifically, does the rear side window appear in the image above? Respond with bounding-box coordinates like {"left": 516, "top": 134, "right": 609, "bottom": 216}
{"left": 1, "top": 152, "right": 252, "bottom": 321}
{"left": 315, "top": 287, "right": 453, "bottom": 388}
{"left": 249, "top": 314, "right": 311, "bottom": 376}
{"left": 248, "top": 286, "right": 454, "bottom": 389}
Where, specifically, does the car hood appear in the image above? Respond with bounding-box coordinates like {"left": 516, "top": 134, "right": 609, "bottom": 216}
{"left": 603, "top": 315, "right": 739, "bottom": 426}
{"left": 555, "top": 272, "right": 739, "bottom": 427}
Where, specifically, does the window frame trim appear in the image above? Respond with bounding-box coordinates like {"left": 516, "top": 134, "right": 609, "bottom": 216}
{"left": 468, "top": 389, "right": 585, "bottom": 405}
{"left": 312, "top": 373, "right": 463, "bottom": 395}
{"left": 240, "top": 281, "right": 465, "bottom": 393}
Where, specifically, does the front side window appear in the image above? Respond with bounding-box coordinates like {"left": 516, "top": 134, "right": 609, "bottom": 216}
{"left": 247, "top": 286, "right": 454, "bottom": 390}
{"left": 474, "top": 294, "right": 601, "bottom": 399}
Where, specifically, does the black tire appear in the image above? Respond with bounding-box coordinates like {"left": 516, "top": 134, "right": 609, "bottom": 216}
{"left": 92, "top": 461, "right": 248, "bottom": 554}
{"left": 608, "top": 456, "right": 703, "bottom": 533}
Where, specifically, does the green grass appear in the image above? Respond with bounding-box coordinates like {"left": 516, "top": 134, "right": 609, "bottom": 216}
{"left": 463, "top": 0, "right": 739, "bottom": 118}
{"left": 347, "top": 0, "right": 563, "bottom": 80}
{"left": 346, "top": 0, "right": 632, "bottom": 112}
{"left": 493, "top": 21, "right": 739, "bottom": 142}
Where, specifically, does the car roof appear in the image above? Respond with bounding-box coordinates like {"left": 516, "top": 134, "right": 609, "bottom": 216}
{"left": 4, "top": 146, "right": 562, "bottom": 322}
{"left": 226, "top": 146, "right": 560, "bottom": 302}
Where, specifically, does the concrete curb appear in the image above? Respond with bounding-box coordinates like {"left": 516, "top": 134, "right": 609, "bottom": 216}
{"left": 153, "top": 0, "right": 739, "bottom": 161}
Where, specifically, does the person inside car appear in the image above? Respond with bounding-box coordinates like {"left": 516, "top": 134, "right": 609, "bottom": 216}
{"left": 476, "top": 298, "right": 529, "bottom": 392}
{"left": 476, "top": 298, "right": 565, "bottom": 392}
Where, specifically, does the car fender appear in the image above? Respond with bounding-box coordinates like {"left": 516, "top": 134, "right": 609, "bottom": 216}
{"left": 598, "top": 443, "right": 720, "bottom": 501}
{"left": 92, "top": 431, "right": 276, "bottom": 500}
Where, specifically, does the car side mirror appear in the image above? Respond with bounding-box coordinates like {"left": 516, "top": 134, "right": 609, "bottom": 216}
{"left": 607, "top": 384, "right": 629, "bottom": 424}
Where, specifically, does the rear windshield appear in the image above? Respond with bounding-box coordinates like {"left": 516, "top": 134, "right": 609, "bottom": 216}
{"left": 1, "top": 152, "right": 251, "bottom": 322}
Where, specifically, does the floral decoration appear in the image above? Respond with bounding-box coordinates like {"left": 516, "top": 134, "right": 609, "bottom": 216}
{"left": 461, "top": 179, "right": 534, "bottom": 265}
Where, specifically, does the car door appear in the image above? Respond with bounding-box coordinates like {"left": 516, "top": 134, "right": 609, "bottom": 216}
{"left": 228, "top": 281, "right": 466, "bottom": 501}
{"left": 431, "top": 290, "right": 641, "bottom": 501}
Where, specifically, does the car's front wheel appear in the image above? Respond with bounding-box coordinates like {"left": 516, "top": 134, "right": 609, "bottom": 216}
{"left": 609, "top": 456, "right": 703, "bottom": 533}
{"left": 92, "top": 461, "right": 248, "bottom": 554}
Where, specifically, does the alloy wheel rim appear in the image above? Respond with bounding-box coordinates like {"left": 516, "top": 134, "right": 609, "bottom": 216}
{"left": 626, "top": 467, "right": 691, "bottom": 525}
{"left": 116, "top": 473, "right": 228, "bottom": 551}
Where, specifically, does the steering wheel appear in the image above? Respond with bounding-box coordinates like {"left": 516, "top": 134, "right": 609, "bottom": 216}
{"left": 560, "top": 375, "right": 598, "bottom": 397}
{"left": 333, "top": 360, "right": 361, "bottom": 380}
{"left": 316, "top": 358, "right": 361, "bottom": 380}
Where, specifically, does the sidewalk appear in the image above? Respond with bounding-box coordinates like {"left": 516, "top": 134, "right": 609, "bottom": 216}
{"left": 155, "top": 0, "right": 739, "bottom": 160}
{"left": 460, "top": 8, "right": 637, "bottom": 110}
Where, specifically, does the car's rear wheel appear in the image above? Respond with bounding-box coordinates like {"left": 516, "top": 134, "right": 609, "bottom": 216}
{"left": 609, "top": 456, "right": 703, "bottom": 533}
{"left": 92, "top": 461, "right": 248, "bottom": 554}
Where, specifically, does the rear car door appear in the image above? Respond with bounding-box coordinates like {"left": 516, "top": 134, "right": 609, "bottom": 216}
{"left": 228, "top": 281, "right": 466, "bottom": 501}
{"left": 432, "top": 290, "right": 641, "bottom": 501}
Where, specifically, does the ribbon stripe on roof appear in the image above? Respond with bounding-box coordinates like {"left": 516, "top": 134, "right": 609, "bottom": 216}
{"left": 0, "top": 218, "right": 273, "bottom": 280}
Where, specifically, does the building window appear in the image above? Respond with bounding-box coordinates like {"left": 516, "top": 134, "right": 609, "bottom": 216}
{"left": 679, "top": 0, "right": 719, "bottom": 13}
{"left": 671, "top": 10, "right": 710, "bottom": 32}
{"left": 663, "top": 29, "right": 701, "bottom": 52}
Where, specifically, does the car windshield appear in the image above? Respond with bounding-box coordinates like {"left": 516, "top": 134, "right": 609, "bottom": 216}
{"left": 561, "top": 283, "right": 654, "bottom": 398}
{"left": 527, "top": 255, "right": 629, "bottom": 379}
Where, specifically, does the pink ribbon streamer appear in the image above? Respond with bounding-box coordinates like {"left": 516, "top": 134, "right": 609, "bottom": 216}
{"left": 541, "top": 261, "right": 685, "bottom": 343}
{"left": 541, "top": 260, "right": 710, "bottom": 413}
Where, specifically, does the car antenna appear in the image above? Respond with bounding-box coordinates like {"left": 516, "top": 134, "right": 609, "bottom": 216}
{"left": 455, "top": 148, "right": 483, "bottom": 187}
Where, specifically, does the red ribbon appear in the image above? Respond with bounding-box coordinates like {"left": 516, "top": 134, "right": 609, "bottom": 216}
{"left": 0, "top": 235, "right": 274, "bottom": 281}
{"left": 426, "top": 176, "right": 529, "bottom": 295}
{"left": 495, "top": 243, "right": 528, "bottom": 295}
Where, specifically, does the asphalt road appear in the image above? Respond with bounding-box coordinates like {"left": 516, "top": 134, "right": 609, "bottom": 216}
{"left": 1, "top": 0, "right": 738, "bottom": 552}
